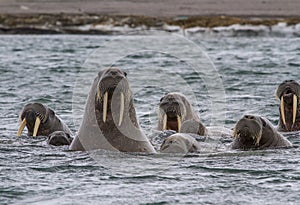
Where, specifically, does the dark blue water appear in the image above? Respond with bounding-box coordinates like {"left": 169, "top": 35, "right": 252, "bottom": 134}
{"left": 1, "top": 34, "right": 300, "bottom": 204}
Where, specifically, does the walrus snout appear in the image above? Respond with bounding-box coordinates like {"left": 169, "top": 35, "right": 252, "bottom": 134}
{"left": 160, "top": 133, "right": 200, "bottom": 153}
{"left": 276, "top": 80, "right": 300, "bottom": 99}
{"left": 47, "top": 131, "right": 72, "bottom": 146}
{"left": 233, "top": 115, "right": 263, "bottom": 146}
{"left": 159, "top": 94, "right": 188, "bottom": 131}
{"left": 18, "top": 103, "right": 48, "bottom": 137}
{"left": 160, "top": 136, "right": 186, "bottom": 153}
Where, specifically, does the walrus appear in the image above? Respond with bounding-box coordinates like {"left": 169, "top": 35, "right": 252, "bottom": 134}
{"left": 160, "top": 133, "right": 201, "bottom": 153}
{"left": 69, "top": 67, "right": 156, "bottom": 153}
{"left": 179, "top": 119, "right": 232, "bottom": 137}
{"left": 47, "top": 131, "right": 73, "bottom": 146}
{"left": 275, "top": 80, "right": 300, "bottom": 132}
{"left": 231, "top": 115, "right": 292, "bottom": 150}
{"left": 157, "top": 92, "right": 200, "bottom": 132}
{"left": 17, "top": 103, "right": 73, "bottom": 142}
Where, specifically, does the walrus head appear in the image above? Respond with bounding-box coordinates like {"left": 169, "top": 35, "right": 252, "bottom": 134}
{"left": 158, "top": 92, "right": 196, "bottom": 132}
{"left": 233, "top": 115, "right": 268, "bottom": 149}
{"left": 47, "top": 131, "right": 73, "bottom": 146}
{"left": 17, "top": 103, "right": 53, "bottom": 137}
{"left": 95, "top": 67, "right": 132, "bottom": 128}
{"left": 160, "top": 133, "right": 199, "bottom": 153}
{"left": 179, "top": 119, "right": 207, "bottom": 136}
{"left": 275, "top": 80, "right": 300, "bottom": 131}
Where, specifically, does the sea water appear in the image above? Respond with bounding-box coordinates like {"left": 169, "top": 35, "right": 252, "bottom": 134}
{"left": 0, "top": 34, "right": 300, "bottom": 204}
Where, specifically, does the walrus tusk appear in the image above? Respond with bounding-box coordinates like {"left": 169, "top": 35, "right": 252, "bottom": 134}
{"left": 17, "top": 118, "right": 26, "bottom": 136}
{"left": 177, "top": 115, "right": 181, "bottom": 131}
{"left": 280, "top": 96, "right": 287, "bottom": 127}
{"left": 118, "top": 92, "right": 124, "bottom": 126}
{"left": 163, "top": 114, "right": 167, "bottom": 130}
{"left": 254, "top": 130, "right": 262, "bottom": 146}
{"left": 232, "top": 128, "right": 237, "bottom": 138}
{"left": 293, "top": 94, "right": 297, "bottom": 125}
{"left": 33, "top": 117, "right": 41, "bottom": 137}
{"left": 254, "top": 134, "right": 260, "bottom": 146}
{"left": 103, "top": 92, "right": 108, "bottom": 123}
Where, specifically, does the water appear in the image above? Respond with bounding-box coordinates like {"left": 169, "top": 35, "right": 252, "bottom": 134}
{"left": 1, "top": 34, "right": 300, "bottom": 204}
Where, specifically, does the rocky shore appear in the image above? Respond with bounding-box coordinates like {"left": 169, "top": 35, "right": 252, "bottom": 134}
{"left": 0, "top": 13, "right": 300, "bottom": 35}
{"left": 1, "top": 0, "right": 300, "bottom": 35}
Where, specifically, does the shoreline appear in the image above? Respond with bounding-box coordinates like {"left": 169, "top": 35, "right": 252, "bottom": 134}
{"left": 0, "top": 14, "right": 300, "bottom": 35}
{"left": 1, "top": 0, "right": 300, "bottom": 35}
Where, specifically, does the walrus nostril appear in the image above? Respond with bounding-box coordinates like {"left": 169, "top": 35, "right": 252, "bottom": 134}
{"left": 244, "top": 115, "right": 254, "bottom": 120}
{"left": 110, "top": 70, "right": 117, "bottom": 75}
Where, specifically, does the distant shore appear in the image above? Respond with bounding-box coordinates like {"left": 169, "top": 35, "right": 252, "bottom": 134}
{"left": 0, "top": 0, "right": 300, "bottom": 34}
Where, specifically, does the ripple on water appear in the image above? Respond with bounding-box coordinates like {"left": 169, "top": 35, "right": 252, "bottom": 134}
{"left": 1, "top": 35, "right": 300, "bottom": 204}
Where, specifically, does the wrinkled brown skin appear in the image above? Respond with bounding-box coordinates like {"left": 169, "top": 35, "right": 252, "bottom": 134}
{"left": 69, "top": 67, "right": 156, "bottom": 153}
{"left": 231, "top": 115, "right": 292, "bottom": 150}
{"left": 160, "top": 133, "right": 201, "bottom": 153}
{"left": 157, "top": 92, "right": 200, "bottom": 132}
{"left": 19, "top": 103, "right": 73, "bottom": 140}
{"left": 276, "top": 80, "right": 300, "bottom": 132}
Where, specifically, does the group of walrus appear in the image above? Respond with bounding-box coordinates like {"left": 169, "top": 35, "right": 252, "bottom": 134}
{"left": 17, "top": 67, "right": 299, "bottom": 154}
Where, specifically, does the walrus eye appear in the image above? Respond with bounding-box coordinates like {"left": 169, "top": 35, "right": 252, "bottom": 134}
{"left": 160, "top": 97, "right": 163, "bottom": 102}
{"left": 123, "top": 71, "right": 127, "bottom": 77}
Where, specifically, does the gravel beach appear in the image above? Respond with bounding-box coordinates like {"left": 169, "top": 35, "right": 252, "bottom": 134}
{"left": 0, "top": 0, "right": 300, "bottom": 34}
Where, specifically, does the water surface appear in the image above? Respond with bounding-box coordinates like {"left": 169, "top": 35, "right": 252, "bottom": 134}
{"left": 0, "top": 34, "right": 300, "bottom": 204}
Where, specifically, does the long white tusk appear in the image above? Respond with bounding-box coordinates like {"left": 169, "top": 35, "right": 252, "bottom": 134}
{"left": 33, "top": 117, "right": 41, "bottom": 137}
{"left": 280, "top": 96, "right": 286, "bottom": 126}
{"left": 103, "top": 92, "right": 108, "bottom": 123}
{"left": 163, "top": 114, "right": 167, "bottom": 130}
{"left": 233, "top": 128, "right": 236, "bottom": 138}
{"left": 118, "top": 92, "right": 124, "bottom": 126}
{"left": 177, "top": 115, "right": 181, "bottom": 131}
{"left": 293, "top": 94, "right": 297, "bottom": 124}
{"left": 17, "top": 118, "right": 26, "bottom": 136}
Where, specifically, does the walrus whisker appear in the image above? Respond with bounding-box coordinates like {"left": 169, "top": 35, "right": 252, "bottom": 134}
{"left": 163, "top": 114, "right": 167, "bottom": 130}
{"left": 36, "top": 112, "right": 45, "bottom": 123}
{"left": 118, "top": 92, "right": 124, "bottom": 126}
{"left": 17, "top": 118, "right": 27, "bottom": 136}
{"left": 293, "top": 94, "right": 297, "bottom": 125}
{"left": 33, "top": 116, "right": 41, "bottom": 137}
{"left": 103, "top": 91, "right": 108, "bottom": 123}
{"left": 280, "top": 96, "right": 287, "bottom": 128}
